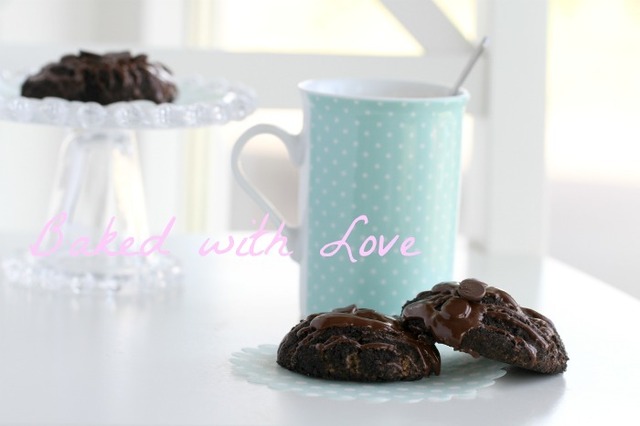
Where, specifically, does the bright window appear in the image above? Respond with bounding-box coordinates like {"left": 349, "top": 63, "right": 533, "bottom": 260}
{"left": 209, "top": 0, "right": 423, "bottom": 56}
{"left": 547, "top": 0, "right": 640, "bottom": 184}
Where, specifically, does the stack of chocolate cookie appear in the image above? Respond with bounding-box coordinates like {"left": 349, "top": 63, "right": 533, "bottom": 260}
{"left": 277, "top": 279, "right": 569, "bottom": 382}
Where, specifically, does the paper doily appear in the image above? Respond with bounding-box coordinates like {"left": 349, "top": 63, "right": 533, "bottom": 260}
{"left": 230, "top": 344, "right": 507, "bottom": 403}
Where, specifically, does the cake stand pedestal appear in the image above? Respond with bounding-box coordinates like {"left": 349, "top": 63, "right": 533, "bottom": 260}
{"left": 3, "top": 129, "right": 182, "bottom": 294}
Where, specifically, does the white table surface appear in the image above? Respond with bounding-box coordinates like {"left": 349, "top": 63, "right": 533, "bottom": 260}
{"left": 0, "top": 234, "right": 638, "bottom": 426}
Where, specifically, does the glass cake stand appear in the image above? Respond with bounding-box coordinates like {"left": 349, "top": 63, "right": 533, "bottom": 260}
{"left": 0, "top": 70, "right": 256, "bottom": 295}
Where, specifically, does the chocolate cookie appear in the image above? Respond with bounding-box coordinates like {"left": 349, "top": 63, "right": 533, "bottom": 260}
{"left": 277, "top": 305, "right": 440, "bottom": 382}
{"left": 402, "top": 279, "right": 568, "bottom": 374}
{"left": 21, "top": 51, "right": 177, "bottom": 105}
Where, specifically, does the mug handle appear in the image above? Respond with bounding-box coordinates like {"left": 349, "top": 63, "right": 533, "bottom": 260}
{"left": 231, "top": 124, "right": 304, "bottom": 262}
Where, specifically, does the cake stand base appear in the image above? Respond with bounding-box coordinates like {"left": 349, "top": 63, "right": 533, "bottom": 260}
{"left": 1, "top": 252, "right": 182, "bottom": 295}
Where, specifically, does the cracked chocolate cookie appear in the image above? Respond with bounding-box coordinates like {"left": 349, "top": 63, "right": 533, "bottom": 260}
{"left": 402, "top": 279, "right": 569, "bottom": 374}
{"left": 277, "top": 305, "right": 440, "bottom": 382}
{"left": 21, "top": 51, "right": 178, "bottom": 105}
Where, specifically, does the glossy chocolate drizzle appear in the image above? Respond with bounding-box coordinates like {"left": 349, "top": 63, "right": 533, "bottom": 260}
{"left": 309, "top": 305, "right": 399, "bottom": 331}
{"left": 297, "top": 305, "right": 441, "bottom": 376}
{"left": 402, "top": 279, "right": 556, "bottom": 366}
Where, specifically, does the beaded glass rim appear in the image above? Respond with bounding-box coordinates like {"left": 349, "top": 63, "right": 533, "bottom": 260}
{"left": 0, "top": 69, "right": 257, "bottom": 129}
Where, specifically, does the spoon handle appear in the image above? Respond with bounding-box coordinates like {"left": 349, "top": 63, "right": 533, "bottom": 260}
{"left": 451, "top": 36, "right": 489, "bottom": 95}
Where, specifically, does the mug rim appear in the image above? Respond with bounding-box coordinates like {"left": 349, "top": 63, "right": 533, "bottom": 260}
{"left": 298, "top": 78, "right": 469, "bottom": 102}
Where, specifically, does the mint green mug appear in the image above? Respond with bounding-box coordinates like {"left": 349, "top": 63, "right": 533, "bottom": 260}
{"left": 232, "top": 79, "right": 469, "bottom": 315}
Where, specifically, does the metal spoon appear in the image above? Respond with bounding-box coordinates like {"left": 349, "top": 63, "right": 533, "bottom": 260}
{"left": 451, "top": 36, "right": 489, "bottom": 95}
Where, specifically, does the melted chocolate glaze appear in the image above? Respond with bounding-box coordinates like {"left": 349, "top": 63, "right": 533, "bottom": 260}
{"left": 308, "top": 305, "right": 399, "bottom": 332}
